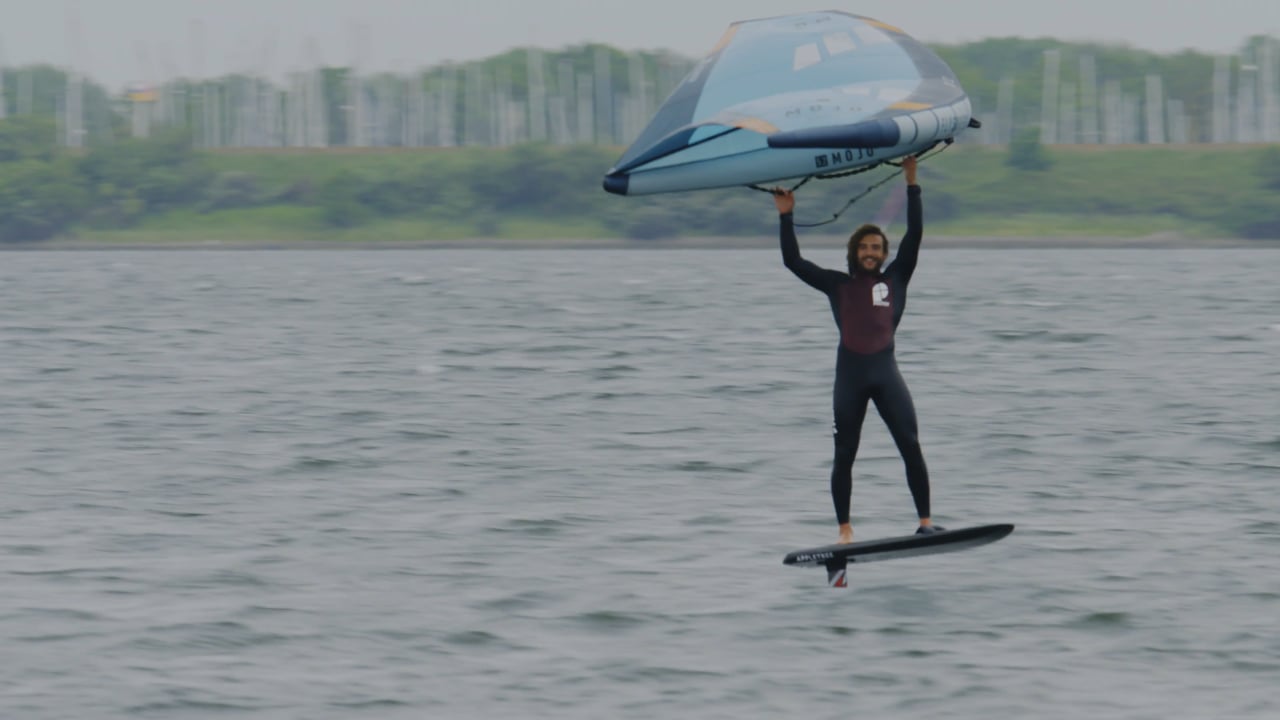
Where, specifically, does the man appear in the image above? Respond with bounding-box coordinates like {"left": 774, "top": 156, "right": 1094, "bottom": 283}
{"left": 772, "top": 156, "right": 942, "bottom": 544}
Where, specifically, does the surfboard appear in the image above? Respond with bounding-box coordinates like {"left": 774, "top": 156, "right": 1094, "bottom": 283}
{"left": 784, "top": 523, "right": 1014, "bottom": 587}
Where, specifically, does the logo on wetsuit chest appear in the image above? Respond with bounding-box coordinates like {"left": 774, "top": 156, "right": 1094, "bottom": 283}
{"left": 871, "top": 282, "right": 890, "bottom": 307}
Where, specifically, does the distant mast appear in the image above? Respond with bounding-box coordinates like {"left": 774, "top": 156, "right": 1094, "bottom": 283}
{"left": 1262, "top": 40, "right": 1278, "bottom": 142}
{"left": 527, "top": 48, "right": 548, "bottom": 142}
{"left": 1040, "top": 49, "right": 1060, "bottom": 144}
{"left": 0, "top": 36, "right": 8, "bottom": 121}
{"left": 1145, "top": 74, "right": 1165, "bottom": 144}
{"left": 593, "top": 46, "right": 613, "bottom": 144}
{"left": 436, "top": 63, "right": 457, "bottom": 147}
{"left": 1079, "top": 56, "right": 1099, "bottom": 143}
{"left": 307, "top": 39, "right": 328, "bottom": 147}
{"left": 552, "top": 58, "right": 575, "bottom": 144}
{"left": 1212, "top": 56, "right": 1231, "bottom": 143}
{"left": 1237, "top": 63, "right": 1258, "bottom": 143}
{"left": 347, "top": 22, "right": 366, "bottom": 147}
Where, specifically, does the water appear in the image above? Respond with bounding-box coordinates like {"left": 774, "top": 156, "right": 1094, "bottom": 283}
{"left": 2, "top": 247, "right": 1277, "bottom": 719}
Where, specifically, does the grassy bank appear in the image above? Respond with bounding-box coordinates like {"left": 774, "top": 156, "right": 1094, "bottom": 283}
{"left": 56, "top": 143, "right": 1280, "bottom": 246}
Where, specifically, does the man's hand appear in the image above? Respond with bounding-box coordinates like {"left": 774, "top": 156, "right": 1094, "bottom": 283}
{"left": 902, "top": 155, "right": 918, "bottom": 186}
{"left": 772, "top": 188, "right": 795, "bottom": 215}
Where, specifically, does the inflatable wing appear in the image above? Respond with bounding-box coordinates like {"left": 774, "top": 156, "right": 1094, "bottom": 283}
{"left": 603, "top": 11, "right": 977, "bottom": 196}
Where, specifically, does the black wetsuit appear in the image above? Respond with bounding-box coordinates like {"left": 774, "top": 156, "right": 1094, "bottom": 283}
{"left": 779, "top": 185, "right": 930, "bottom": 525}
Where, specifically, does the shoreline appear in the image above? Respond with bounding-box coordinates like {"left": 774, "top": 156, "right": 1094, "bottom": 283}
{"left": 6, "top": 234, "right": 1274, "bottom": 251}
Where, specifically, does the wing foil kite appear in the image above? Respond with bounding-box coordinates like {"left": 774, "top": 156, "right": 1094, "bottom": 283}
{"left": 603, "top": 11, "right": 977, "bottom": 196}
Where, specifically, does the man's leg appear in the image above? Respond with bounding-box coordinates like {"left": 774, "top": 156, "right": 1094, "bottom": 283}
{"left": 832, "top": 381, "right": 871, "bottom": 543}
{"left": 872, "top": 368, "right": 932, "bottom": 523}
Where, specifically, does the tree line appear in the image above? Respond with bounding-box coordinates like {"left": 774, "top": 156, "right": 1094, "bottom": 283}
{"left": 1, "top": 115, "right": 1277, "bottom": 244}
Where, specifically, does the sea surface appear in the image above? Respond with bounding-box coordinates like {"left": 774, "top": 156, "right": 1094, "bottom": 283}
{"left": 1, "top": 246, "right": 1278, "bottom": 719}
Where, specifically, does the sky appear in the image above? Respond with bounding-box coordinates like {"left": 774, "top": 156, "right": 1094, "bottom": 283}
{"left": 1, "top": 0, "right": 1277, "bottom": 90}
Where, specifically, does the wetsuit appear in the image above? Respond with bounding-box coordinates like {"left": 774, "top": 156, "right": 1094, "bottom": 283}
{"left": 779, "top": 185, "right": 930, "bottom": 525}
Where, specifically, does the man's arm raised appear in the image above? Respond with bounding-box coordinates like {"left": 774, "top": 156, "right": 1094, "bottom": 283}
{"left": 889, "top": 156, "right": 923, "bottom": 283}
{"left": 775, "top": 189, "right": 841, "bottom": 294}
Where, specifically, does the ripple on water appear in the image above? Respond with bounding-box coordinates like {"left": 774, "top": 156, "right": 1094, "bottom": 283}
{"left": 1068, "top": 611, "right": 1134, "bottom": 629}
{"left": 124, "top": 621, "right": 302, "bottom": 652}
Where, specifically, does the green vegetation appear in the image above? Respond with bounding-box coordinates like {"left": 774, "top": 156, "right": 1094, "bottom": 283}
{"left": 1006, "top": 128, "right": 1053, "bottom": 172}
{"left": 2, "top": 115, "right": 1278, "bottom": 245}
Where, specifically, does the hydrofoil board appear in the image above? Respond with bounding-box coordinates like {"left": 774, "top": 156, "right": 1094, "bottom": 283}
{"left": 784, "top": 524, "right": 1014, "bottom": 587}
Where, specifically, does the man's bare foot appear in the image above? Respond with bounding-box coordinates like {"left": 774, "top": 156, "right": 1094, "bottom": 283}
{"left": 837, "top": 523, "right": 854, "bottom": 544}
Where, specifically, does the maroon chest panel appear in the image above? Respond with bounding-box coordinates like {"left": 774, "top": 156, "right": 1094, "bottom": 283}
{"left": 837, "top": 274, "right": 894, "bottom": 354}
